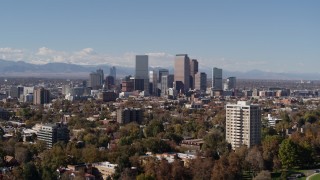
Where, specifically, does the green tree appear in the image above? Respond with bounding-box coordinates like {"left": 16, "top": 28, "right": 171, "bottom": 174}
{"left": 144, "top": 120, "right": 164, "bottom": 137}
{"left": 279, "top": 139, "right": 299, "bottom": 169}
{"left": 190, "top": 158, "right": 213, "bottom": 180}
{"left": 82, "top": 145, "right": 100, "bottom": 163}
{"left": 245, "top": 146, "right": 264, "bottom": 178}
{"left": 136, "top": 173, "right": 155, "bottom": 180}
{"left": 262, "top": 135, "right": 282, "bottom": 170}
{"left": 15, "top": 146, "right": 32, "bottom": 164}
{"left": 143, "top": 138, "right": 171, "bottom": 153}
{"left": 202, "top": 129, "right": 229, "bottom": 158}
{"left": 23, "top": 162, "right": 41, "bottom": 180}
{"left": 11, "top": 166, "right": 24, "bottom": 180}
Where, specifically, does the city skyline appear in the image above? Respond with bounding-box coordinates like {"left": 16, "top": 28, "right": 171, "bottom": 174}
{"left": 0, "top": 1, "right": 319, "bottom": 73}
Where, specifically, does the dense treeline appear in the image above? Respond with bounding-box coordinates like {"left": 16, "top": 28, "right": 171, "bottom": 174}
{"left": 1, "top": 99, "right": 320, "bottom": 179}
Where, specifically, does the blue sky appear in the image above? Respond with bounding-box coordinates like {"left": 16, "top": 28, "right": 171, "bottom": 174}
{"left": 0, "top": 1, "right": 319, "bottom": 73}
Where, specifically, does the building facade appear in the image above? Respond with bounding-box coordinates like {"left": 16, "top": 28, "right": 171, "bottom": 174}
{"left": 105, "top": 76, "right": 115, "bottom": 90}
{"left": 226, "top": 101, "right": 261, "bottom": 149}
{"left": 224, "top": 77, "right": 236, "bottom": 90}
{"left": 116, "top": 108, "right": 143, "bottom": 124}
{"left": 195, "top": 72, "right": 207, "bottom": 91}
{"left": 174, "top": 54, "right": 190, "bottom": 93}
{"left": 212, "top": 67, "right": 223, "bottom": 90}
{"left": 109, "top": 66, "right": 116, "bottom": 80}
{"left": 158, "top": 69, "right": 169, "bottom": 83}
{"left": 89, "top": 72, "right": 103, "bottom": 90}
{"left": 33, "top": 87, "right": 50, "bottom": 105}
{"left": 149, "top": 70, "right": 158, "bottom": 95}
{"left": 37, "top": 123, "right": 70, "bottom": 148}
{"left": 135, "top": 55, "right": 149, "bottom": 92}
{"left": 96, "top": 69, "right": 104, "bottom": 85}
{"left": 161, "top": 75, "right": 174, "bottom": 96}
{"left": 190, "top": 59, "right": 199, "bottom": 89}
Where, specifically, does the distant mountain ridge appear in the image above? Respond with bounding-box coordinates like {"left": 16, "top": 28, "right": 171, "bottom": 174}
{"left": 0, "top": 59, "right": 319, "bottom": 80}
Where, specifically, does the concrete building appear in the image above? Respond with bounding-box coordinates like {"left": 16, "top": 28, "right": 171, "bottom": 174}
{"left": 96, "top": 68, "right": 104, "bottom": 85}
{"left": 33, "top": 87, "right": 50, "bottom": 105}
{"left": 149, "top": 70, "right": 158, "bottom": 96}
{"left": 98, "top": 91, "right": 117, "bottom": 102}
{"left": 9, "top": 86, "right": 23, "bottom": 99}
{"left": 109, "top": 66, "right": 116, "bottom": 80}
{"left": 190, "top": 59, "right": 199, "bottom": 89}
{"left": 121, "top": 81, "right": 134, "bottom": 92}
{"left": 116, "top": 108, "right": 143, "bottom": 124}
{"left": 92, "top": 162, "right": 118, "bottom": 179}
{"left": 224, "top": 77, "right": 236, "bottom": 90}
{"left": 62, "top": 84, "right": 72, "bottom": 95}
{"left": 194, "top": 72, "right": 207, "bottom": 91}
{"left": 161, "top": 75, "right": 174, "bottom": 96}
{"left": 89, "top": 72, "right": 103, "bottom": 90}
{"left": 0, "top": 108, "right": 10, "bottom": 120}
{"left": 133, "top": 78, "right": 145, "bottom": 91}
{"left": 37, "top": 123, "right": 70, "bottom": 148}
{"left": 158, "top": 69, "right": 169, "bottom": 83}
{"left": 135, "top": 55, "right": 149, "bottom": 92}
{"left": 20, "top": 86, "right": 34, "bottom": 102}
{"left": 105, "top": 76, "right": 115, "bottom": 90}
{"left": 226, "top": 101, "right": 261, "bottom": 149}
{"left": 212, "top": 67, "right": 223, "bottom": 90}
{"left": 174, "top": 54, "right": 190, "bottom": 93}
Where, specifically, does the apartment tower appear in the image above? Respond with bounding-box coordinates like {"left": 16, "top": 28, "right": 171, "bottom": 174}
{"left": 226, "top": 101, "right": 261, "bottom": 149}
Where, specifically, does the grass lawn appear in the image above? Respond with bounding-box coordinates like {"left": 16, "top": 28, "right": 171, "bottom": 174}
{"left": 309, "top": 173, "right": 320, "bottom": 180}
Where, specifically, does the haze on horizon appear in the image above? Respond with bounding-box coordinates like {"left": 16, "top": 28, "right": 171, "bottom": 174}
{"left": 0, "top": 1, "right": 319, "bottom": 73}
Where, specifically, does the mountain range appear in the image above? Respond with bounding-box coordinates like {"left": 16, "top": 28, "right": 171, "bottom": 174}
{"left": 0, "top": 59, "right": 319, "bottom": 80}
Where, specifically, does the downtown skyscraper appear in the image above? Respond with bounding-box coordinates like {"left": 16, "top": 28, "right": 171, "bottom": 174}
{"left": 109, "top": 66, "right": 116, "bottom": 80}
{"left": 135, "top": 55, "right": 149, "bottom": 92}
{"left": 190, "top": 59, "right": 199, "bottom": 90}
{"left": 212, "top": 67, "right": 223, "bottom": 90}
{"left": 174, "top": 54, "right": 190, "bottom": 93}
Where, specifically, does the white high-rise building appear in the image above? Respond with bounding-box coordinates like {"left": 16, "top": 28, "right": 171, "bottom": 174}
{"left": 226, "top": 101, "right": 261, "bottom": 149}
{"left": 135, "top": 55, "right": 149, "bottom": 92}
{"left": 212, "top": 67, "right": 223, "bottom": 90}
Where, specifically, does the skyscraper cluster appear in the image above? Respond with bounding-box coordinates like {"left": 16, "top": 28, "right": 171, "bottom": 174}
{"left": 87, "top": 53, "right": 237, "bottom": 98}
{"left": 174, "top": 54, "right": 207, "bottom": 94}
